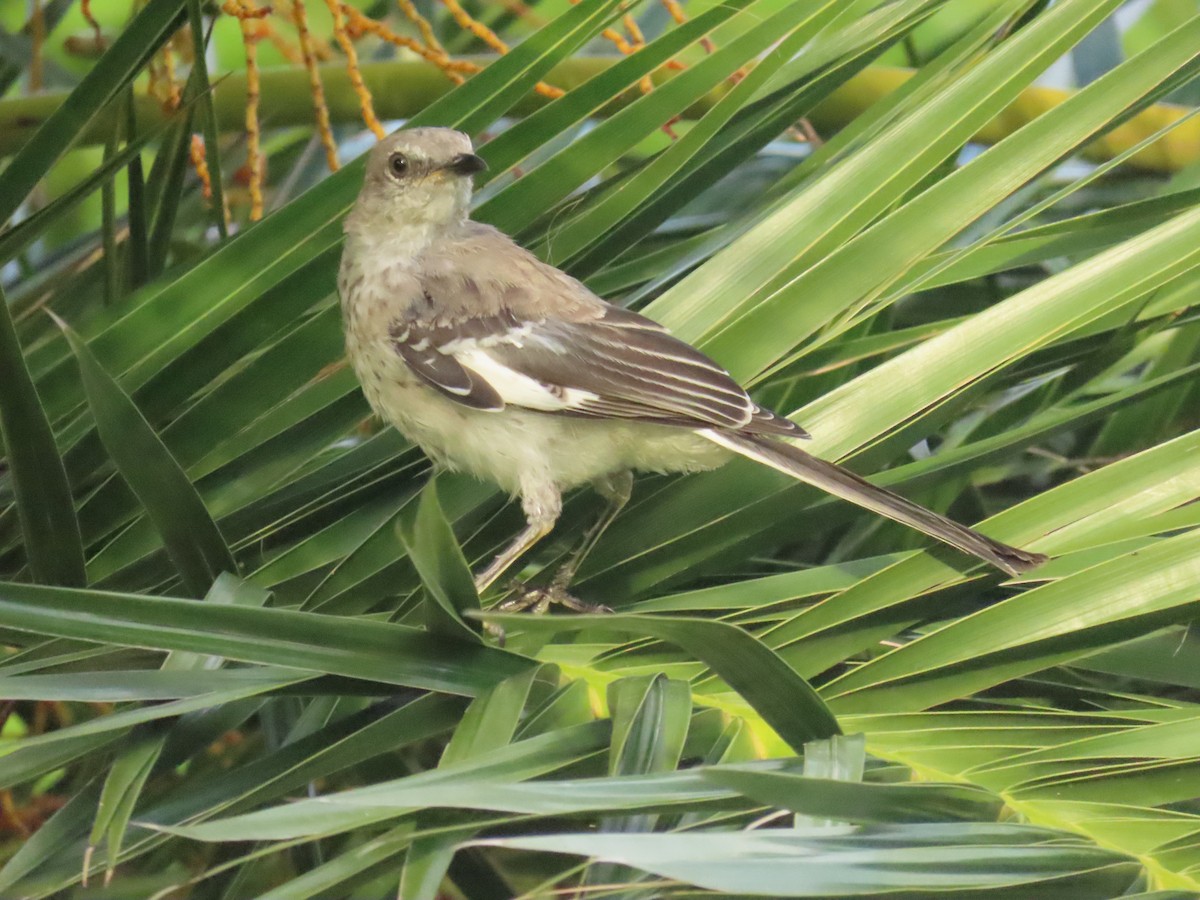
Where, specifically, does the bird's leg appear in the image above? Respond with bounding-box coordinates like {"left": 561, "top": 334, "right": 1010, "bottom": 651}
{"left": 498, "top": 472, "right": 632, "bottom": 618}
{"left": 550, "top": 470, "right": 633, "bottom": 594}
{"left": 478, "top": 514, "right": 555, "bottom": 644}
{"left": 473, "top": 518, "right": 554, "bottom": 595}
{"left": 475, "top": 480, "right": 563, "bottom": 594}
{"left": 476, "top": 482, "right": 560, "bottom": 642}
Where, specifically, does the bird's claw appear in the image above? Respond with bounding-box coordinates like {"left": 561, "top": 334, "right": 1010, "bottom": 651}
{"left": 499, "top": 579, "right": 612, "bottom": 614}
{"left": 483, "top": 580, "right": 612, "bottom": 643}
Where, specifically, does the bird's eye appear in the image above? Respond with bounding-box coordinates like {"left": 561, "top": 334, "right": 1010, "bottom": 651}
{"left": 388, "top": 153, "right": 409, "bottom": 178}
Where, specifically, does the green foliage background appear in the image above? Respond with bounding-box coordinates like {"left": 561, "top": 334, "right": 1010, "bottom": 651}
{"left": 2, "top": 0, "right": 1200, "bottom": 896}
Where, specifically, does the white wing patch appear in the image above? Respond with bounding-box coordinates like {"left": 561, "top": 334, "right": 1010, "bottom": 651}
{"left": 451, "top": 345, "right": 599, "bottom": 412}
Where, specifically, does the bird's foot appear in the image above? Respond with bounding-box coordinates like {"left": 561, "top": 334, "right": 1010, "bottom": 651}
{"left": 483, "top": 580, "right": 612, "bottom": 643}
{"left": 499, "top": 582, "right": 613, "bottom": 615}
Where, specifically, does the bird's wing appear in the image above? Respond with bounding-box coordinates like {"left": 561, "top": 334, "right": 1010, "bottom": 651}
{"left": 390, "top": 312, "right": 509, "bottom": 411}
{"left": 390, "top": 300, "right": 803, "bottom": 437}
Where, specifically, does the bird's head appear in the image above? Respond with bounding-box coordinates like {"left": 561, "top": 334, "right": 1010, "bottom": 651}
{"left": 351, "top": 127, "right": 487, "bottom": 232}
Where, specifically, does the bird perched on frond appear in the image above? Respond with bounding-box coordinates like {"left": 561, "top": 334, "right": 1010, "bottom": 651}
{"left": 338, "top": 128, "right": 1046, "bottom": 615}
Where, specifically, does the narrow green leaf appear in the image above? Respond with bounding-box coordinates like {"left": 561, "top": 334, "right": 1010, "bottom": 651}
{"left": 4, "top": 673, "right": 312, "bottom": 754}
{"left": 156, "top": 694, "right": 465, "bottom": 823}
{"left": 542, "top": 0, "right": 922, "bottom": 265}
{"left": 703, "top": 769, "right": 1004, "bottom": 824}
{"left": 56, "top": 315, "right": 236, "bottom": 596}
{"left": 102, "top": 104, "right": 122, "bottom": 307}
{"left": 1080, "top": 629, "right": 1200, "bottom": 691}
{"left": 0, "top": 697, "right": 461, "bottom": 894}
{"left": 633, "top": 554, "right": 902, "bottom": 612}
{"left": 737, "top": 10, "right": 1200, "bottom": 371}
{"left": 0, "top": 731, "right": 122, "bottom": 791}
{"left": 607, "top": 675, "right": 691, "bottom": 779}
{"left": 801, "top": 733, "right": 865, "bottom": 783}
{"left": 169, "top": 758, "right": 791, "bottom": 835}
{"left": 83, "top": 572, "right": 271, "bottom": 878}
{"left": 476, "top": 0, "right": 752, "bottom": 177}
{"left": 0, "top": 667, "right": 310, "bottom": 700}
{"left": 825, "top": 527, "right": 1200, "bottom": 713}
{"left": 586, "top": 674, "right": 692, "bottom": 889}
{"left": 441, "top": 667, "right": 539, "bottom": 766}
{"left": 0, "top": 0, "right": 187, "bottom": 225}
{"left": 185, "top": 0, "right": 226, "bottom": 239}
{"left": 652, "top": 0, "right": 1122, "bottom": 350}
{"left": 795, "top": 732, "right": 867, "bottom": 828}
{"left": 399, "top": 830, "right": 475, "bottom": 900}
{"left": 477, "top": 825, "right": 1132, "bottom": 896}
{"left": 0, "top": 779, "right": 105, "bottom": 896}
{"left": 165, "top": 571, "right": 271, "bottom": 670}
{"left": 0, "top": 286, "right": 84, "bottom": 586}
{"left": 478, "top": 612, "right": 840, "bottom": 749}
{"left": 256, "top": 825, "right": 413, "bottom": 900}
{"left": 906, "top": 182, "right": 1200, "bottom": 294}
{"left": 123, "top": 89, "right": 149, "bottom": 292}
{"left": 398, "top": 476, "right": 481, "bottom": 642}
{"left": 427, "top": 0, "right": 625, "bottom": 135}
{"left": 161, "top": 720, "right": 613, "bottom": 841}
{"left": 144, "top": 101, "right": 197, "bottom": 279}
{"left": 0, "top": 581, "right": 530, "bottom": 695}
{"left": 0, "top": 125, "right": 162, "bottom": 264}
{"left": 89, "top": 727, "right": 165, "bottom": 885}
{"left": 515, "top": 677, "right": 594, "bottom": 740}
{"left": 606, "top": 1, "right": 1023, "bottom": 301}
{"left": 480, "top": 0, "right": 844, "bottom": 235}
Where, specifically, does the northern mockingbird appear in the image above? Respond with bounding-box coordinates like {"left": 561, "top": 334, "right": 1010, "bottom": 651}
{"left": 339, "top": 128, "right": 1047, "bottom": 610}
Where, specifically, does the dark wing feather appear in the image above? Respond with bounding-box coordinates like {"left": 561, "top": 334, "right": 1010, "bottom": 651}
{"left": 392, "top": 303, "right": 804, "bottom": 437}
{"left": 494, "top": 318, "right": 759, "bottom": 429}
{"left": 533, "top": 307, "right": 806, "bottom": 437}
{"left": 389, "top": 319, "right": 505, "bottom": 410}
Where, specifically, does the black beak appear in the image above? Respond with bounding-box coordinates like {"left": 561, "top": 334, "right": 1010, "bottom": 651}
{"left": 448, "top": 153, "right": 488, "bottom": 176}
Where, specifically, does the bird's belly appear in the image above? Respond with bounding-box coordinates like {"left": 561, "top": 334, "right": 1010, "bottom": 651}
{"left": 349, "top": 341, "right": 729, "bottom": 494}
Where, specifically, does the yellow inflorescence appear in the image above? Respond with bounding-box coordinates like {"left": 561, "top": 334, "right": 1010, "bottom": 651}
{"left": 324, "top": 0, "right": 386, "bottom": 140}
{"left": 222, "top": 0, "right": 271, "bottom": 220}
{"left": 29, "top": 0, "right": 45, "bottom": 92}
{"left": 291, "top": 0, "right": 340, "bottom": 170}
{"left": 397, "top": 0, "right": 449, "bottom": 60}
{"left": 343, "top": 5, "right": 473, "bottom": 84}
{"left": 192, "top": 0, "right": 715, "bottom": 221}
{"left": 438, "top": 0, "right": 509, "bottom": 55}
{"left": 159, "top": 39, "right": 183, "bottom": 110}
{"left": 258, "top": 15, "right": 306, "bottom": 65}
{"left": 189, "top": 134, "right": 214, "bottom": 201}
{"left": 81, "top": 0, "right": 103, "bottom": 43}
{"left": 660, "top": 0, "right": 714, "bottom": 53}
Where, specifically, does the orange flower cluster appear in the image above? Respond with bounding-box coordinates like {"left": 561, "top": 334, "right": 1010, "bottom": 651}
{"left": 289, "top": 0, "right": 340, "bottom": 170}
{"left": 437, "top": 0, "right": 564, "bottom": 98}
{"left": 660, "top": 0, "right": 715, "bottom": 53}
{"left": 190, "top": 134, "right": 214, "bottom": 201}
{"left": 81, "top": 0, "right": 103, "bottom": 43}
{"left": 222, "top": 0, "right": 272, "bottom": 220}
{"left": 324, "top": 0, "right": 386, "bottom": 139}
{"left": 188, "top": 0, "right": 717, "bottom": 221}
{"left": 342, "top": 5, "right": 478, "bottom": 84}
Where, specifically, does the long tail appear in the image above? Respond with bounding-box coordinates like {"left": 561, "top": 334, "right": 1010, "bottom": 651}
{"left": 701, "top": 430, "right": 1047, "bottom": 576}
